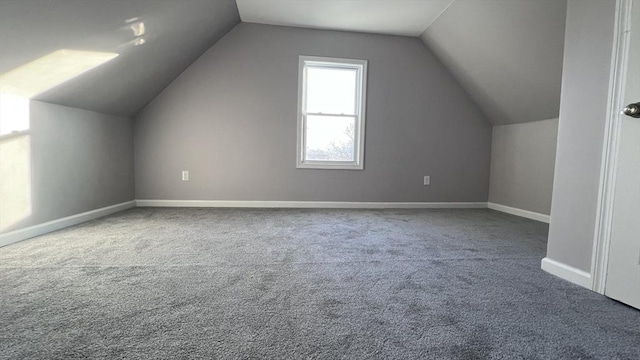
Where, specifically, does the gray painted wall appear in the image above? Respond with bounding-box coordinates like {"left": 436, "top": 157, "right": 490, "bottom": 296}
{"left": 0, "top": 101, "right": 135, "bottom": 233}
{"left": 135, "top": 23, "right": 492, "bottom": 202}
{"left": 420, "top": 0, "right": 566, "bottom": 125}
{"left": 489, "top": 118, "right": 558, "bottom": 215}
{"left": 547, "top": 0, "right": 616, "bottom": 272}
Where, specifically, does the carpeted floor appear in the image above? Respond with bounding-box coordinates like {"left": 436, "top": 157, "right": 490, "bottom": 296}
{"left": 0, "top": 208, "right": 638, "bottom": 359}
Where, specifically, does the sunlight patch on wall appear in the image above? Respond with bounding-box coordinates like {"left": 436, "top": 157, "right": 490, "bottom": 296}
{"left": 0, "top": 50, "right": 118, "bottom": 98}
{"left": 0, "top": 94, "right": 31, "bottom": 232}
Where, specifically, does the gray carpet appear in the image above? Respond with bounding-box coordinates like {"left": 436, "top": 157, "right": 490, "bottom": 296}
{"left": 0, "top": 208, "right": 638, "bottom": 359}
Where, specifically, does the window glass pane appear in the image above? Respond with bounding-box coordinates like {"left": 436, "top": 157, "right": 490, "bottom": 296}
{"left": 305, "top": 115, "right": 355, "bottom": 162}
{"left": 306, "top": 66, "right": 357, "bottom": 115}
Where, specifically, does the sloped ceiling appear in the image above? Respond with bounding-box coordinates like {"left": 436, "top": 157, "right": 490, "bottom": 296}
{"left": 0, "top": 0, "right": 240, "bottom": 117}
{"left": 420, "top": 0, "right": 567, "bottom": 125}
{"left": 1, "top": 0, "right": 566, "bottom": 125}
{"left": 238, "top": 0, "right": 567, "bottom": 125}
{"left": 236, "top": 0, "right": 454, "bottom": 36}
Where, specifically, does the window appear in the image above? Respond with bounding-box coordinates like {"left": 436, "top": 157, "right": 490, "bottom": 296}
{"left": 0, "top": 94, "right": 32, "bottom": 231}
{"left": 297, "top": 56, "right": 367, "bottom": 170}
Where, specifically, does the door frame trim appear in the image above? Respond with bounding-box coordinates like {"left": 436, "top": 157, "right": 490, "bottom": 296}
{"left": 591, "top": 0, "right": 633, "bottom": 294}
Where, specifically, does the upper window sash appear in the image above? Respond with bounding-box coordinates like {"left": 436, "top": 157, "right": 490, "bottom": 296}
{"left": 300, "top": 60, "right": 364, "bottom": 117}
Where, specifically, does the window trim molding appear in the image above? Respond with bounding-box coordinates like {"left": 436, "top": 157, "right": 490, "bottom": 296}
{"left": 296, "top": 55, "right": 367, "bottom": 170}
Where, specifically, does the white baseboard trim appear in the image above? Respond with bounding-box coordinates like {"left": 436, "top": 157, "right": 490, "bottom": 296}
{"left": 136, "top": 200, "right": 488, "bottom": 209}
{"left": 0, "top": 200, "right": 136, "bottom": 248}
{"left": 541, "top": 257, "right": 592, "bottom": 289}
{"left": 487, "top": 202, "right": 550, "bottom": 223}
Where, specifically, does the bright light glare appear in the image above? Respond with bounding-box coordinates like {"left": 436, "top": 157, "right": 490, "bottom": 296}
{"left": 0, "top": 94, "right": 31, "bottom": 231}
{"left": 306, "top": 67, "right": 357, "bottom": 115}
{"left": 0, "top": 135, "right": 31, "bottom": 231}
{"left": 0, "top": 94, "right": 29, "bottom": 136}
{"left": 0, "top": 49, "right": 118, "bottom": 98}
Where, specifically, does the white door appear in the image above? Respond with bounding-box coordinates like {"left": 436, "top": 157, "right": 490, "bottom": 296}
{"left": 605, "top": 0, "right": 640, "bottom": 309}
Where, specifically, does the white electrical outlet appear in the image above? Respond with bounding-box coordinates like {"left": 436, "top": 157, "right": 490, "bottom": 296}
{"left": 182, "top": 170, "right": 189, "bottom": 181}
{"left": 423, "top": 176, "right": 430, "bottom": 185}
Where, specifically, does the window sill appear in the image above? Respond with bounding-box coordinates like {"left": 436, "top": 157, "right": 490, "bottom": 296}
{"left": 297, "top": 162, "right": 364, "bottom": 170}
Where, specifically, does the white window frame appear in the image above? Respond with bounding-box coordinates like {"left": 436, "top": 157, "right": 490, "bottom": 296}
{"left": 296, "top": 55, "right": 367, "bottom": 170}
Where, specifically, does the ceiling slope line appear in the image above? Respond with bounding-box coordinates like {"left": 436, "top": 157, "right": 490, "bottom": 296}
{"left": 418, "top": 0, "right": 456, "bottom": 38}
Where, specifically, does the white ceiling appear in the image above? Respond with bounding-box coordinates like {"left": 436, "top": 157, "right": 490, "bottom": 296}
{"left": 236, "top": 0, "right": 455, "bottom": 36}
